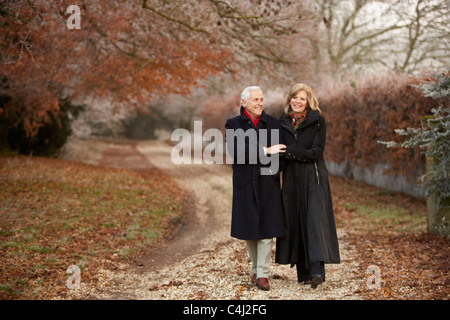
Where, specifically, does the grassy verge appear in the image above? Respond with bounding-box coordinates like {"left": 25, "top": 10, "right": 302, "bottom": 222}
{"left": 331, "top": 176, "right": 427, "bottom": 234}
{"left": 330, "top": 175, "right": 449, "bottom": 300}
{"left": 0, "top": 155, "right": 185, "bottom": 299}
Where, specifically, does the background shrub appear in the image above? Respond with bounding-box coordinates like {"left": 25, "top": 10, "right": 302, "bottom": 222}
{"left": 1, "top": 98, "right": 83, "bottom": 157}
{"left": 319, "top": 71, "right": 438, "bottom": 176}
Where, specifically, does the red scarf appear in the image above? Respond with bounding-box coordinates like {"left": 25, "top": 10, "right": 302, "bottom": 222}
{"left": 243, "top": 108, "right": 260, "bottom": 128}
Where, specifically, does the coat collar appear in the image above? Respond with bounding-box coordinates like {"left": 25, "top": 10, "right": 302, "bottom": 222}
{"left": 280, "top": 109, "right": 320, "bottom": 133}
{"left": 239, "top": 106, "right": 268, "bottom": 125}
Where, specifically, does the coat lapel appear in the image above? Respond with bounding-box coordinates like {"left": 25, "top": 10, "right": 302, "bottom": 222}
{"left": 299, "top": 110, "right": 320, "bottom": 130}
{"left": 280, "top": 110, "right": 320, "bottom": 136}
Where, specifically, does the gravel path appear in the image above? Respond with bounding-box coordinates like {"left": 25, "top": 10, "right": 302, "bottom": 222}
{"left": 63, "top": 139, "right": 364, "bottom": 300}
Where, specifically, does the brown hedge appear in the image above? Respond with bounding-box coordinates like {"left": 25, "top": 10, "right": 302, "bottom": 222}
{"left": 319, "top": 71, "right": 438, "bottom": 176}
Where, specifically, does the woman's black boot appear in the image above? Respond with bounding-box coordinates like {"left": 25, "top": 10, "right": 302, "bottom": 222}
{"left": 310, "top": 261, "right": 324, "bottom": 289}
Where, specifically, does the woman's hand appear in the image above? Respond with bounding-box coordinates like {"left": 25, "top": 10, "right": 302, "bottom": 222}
{"left": 266, "top": 144, "right": 286, "bottom": 155}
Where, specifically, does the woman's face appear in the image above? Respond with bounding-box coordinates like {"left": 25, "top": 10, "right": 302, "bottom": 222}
{"left": 290, "top": 90, "right": 308, "bottom": 115}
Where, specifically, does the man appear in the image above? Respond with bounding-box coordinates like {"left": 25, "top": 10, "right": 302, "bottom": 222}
{"left": 225, "top": 86, "right": 285, "bottom": 290}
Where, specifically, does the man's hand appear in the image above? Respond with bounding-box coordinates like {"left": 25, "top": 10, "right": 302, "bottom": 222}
{"left": 266, "top": 144, "right": 286, "bottom": 155}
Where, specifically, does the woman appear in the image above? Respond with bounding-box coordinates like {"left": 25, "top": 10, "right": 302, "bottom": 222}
{"left": 275, "top": 83, "right": 340, "bottom": 289}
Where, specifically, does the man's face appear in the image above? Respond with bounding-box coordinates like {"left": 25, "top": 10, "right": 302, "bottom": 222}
{"left": 243, "top": 90, "right": 264, "bottom": 120}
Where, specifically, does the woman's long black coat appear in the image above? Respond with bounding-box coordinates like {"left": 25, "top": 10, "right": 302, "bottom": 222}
{"left": 225, "top": 107, "right": 284, "bottom": 240}
{"left": 275, "top": 110, "right": 340, "bottom": 274}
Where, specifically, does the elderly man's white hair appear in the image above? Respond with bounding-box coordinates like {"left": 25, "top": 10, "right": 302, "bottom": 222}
{"left": 240, "top": 86, "right": 262, "bottom": 106}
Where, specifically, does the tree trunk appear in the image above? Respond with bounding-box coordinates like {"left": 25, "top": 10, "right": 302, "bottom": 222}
{"left": 426, "top": 155, "right": 450, "bottom": 237}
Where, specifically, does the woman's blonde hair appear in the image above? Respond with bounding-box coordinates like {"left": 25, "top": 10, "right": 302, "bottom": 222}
{"left": 284, "top": 83, "right": 321, "bottom": 115}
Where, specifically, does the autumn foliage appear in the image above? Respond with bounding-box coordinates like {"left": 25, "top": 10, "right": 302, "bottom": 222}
{"left": 0, "top": 0, "right": 311, "bottom": 143}
{"left": 0, "top": 1, "right": 232, "bottom": 138}
{"left": 319, "top": 71, "right": 439, "bottom": 176}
